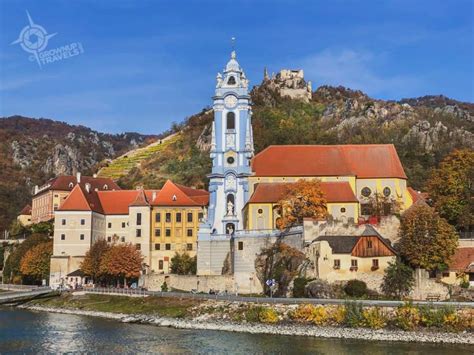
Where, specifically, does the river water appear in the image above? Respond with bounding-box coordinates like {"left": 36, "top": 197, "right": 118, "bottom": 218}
{"left": 0, "top": 308, "right": 472, "bottom": 354}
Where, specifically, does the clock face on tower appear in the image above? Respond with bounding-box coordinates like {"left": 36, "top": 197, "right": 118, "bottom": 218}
{"left": 224, "top": 95, "right": 237, "bottom": 108}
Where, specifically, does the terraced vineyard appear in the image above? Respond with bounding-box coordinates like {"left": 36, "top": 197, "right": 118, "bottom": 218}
{"left": 97, "top": 133, "right": 179, "bottom": 180}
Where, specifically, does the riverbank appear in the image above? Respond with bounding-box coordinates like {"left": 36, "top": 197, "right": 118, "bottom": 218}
{"left": 18, "top": 293, "right": 473, "bottom": 345}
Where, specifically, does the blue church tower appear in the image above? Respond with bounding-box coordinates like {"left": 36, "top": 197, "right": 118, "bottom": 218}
{"left": 200, "top": 50, "right": 254, "bottom": 237}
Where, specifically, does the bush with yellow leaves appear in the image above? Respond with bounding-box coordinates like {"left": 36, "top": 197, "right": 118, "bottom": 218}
{"left": 290, "top": 304, "right": 329, "bottom": 325}
{"left": 395, "top": 303, "right": 421, "bottom": 330}
{"left": 328, "top": 305, "right": 346, "bottom": 325}
{"left": 258, "top": 307, "right": 279, "bottom": 324}
{"left": 362, "top": 308, "right": 387, "bottom": 329}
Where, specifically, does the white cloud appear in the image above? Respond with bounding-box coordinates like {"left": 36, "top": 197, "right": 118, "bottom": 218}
{"left": 299, "top": 49, "right": 421, "bottom": 99}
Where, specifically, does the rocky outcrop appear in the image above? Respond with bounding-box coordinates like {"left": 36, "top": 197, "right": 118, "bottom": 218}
{"left": 305, "top": 279, "right": 335, "bottom": 299}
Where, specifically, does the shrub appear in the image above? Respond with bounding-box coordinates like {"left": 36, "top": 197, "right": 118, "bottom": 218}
{"left": 381, "top": 260, "right": 414, "bottom": 299}
{"left": 344, "top": 301, "right": 364, "bottom": 327}
{"left": 344, "top": 280, "right": 368, "bottom": 298}
{"left": 245, "top": 306, "right": 265, "bottom": 323}
{"left": 460, "top": 277, "right": 470, "bottom": 289}
{"left": 395, "top": 303, "right": 421, "bottom": 330}
{"left": 161, "top": 281, "right": 168, "bottom": 292}
{"left": 362, "top": 308, "right": 387, "bottom": 329}
{"left": 290, "top": 304, "right": 329, "bottom": 325}
{"left": 419, "top": 305, "right": 454, "bottom": 328}
{"left": 293, "top": 277, "right": 313, "bottom": 298}
{"left": 328, "top": 306, "right": 346, "bottom": 325}
{"left": 259, "top": 307, "right": 279, "bottom": 324}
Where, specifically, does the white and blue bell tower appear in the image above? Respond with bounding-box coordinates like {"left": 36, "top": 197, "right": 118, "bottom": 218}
{"left": 202, "top": 50, "right": 254, "bottom": 236}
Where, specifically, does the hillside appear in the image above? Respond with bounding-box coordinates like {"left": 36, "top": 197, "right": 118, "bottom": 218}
{"left": 114, "top": 74, "right": 474, "bottom": 193}
{"left": 0, "top": 116, "right": 156, "bottom": 231}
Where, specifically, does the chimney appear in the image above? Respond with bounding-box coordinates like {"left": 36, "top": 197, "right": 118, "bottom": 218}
{"left": 76, "top": 172, "right": 81, "bottom": 183}
{"left": 34, "top": 185, "right": 39, "bottom": 195}
{"left": 93, "top": 173, "right": 97, "bottom": 178}
{"left": 152, "top": 191, "right": 157, "bottom": 201}
{"left": 85, "top": 183, "right": 91, "bottom": 193}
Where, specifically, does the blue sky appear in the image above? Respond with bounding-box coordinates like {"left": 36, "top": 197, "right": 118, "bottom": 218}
{"left": 0, "top": 0, "right": 472, "bottom": 134}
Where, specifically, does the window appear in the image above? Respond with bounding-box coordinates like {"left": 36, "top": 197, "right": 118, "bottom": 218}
{"left": 361, "top": 187, "right": 372, "bottom": 197}
{"left": 361, "top": 204, "right": 372, "bottom": 216}
{"left": 198, "top": 212, "right": 204, "bottom": 221}
{"left": 135, "top": 243, "right": 141, "bottom": 250}
{"left": 340, "top": 207, "right": 346, "bottom": 213}
{"left": 107, "top": 236, "right": 112, "bottom": 242}
{"left": 187, "top": 229, "right": 193, "bottom": 237}
{"left": 238, "top": 241, "right": 243, "bottom": 250}
{"left": 227, "top": 156, "right": 235, "bottom": 165}
{"left": 103, "top": 184, "right": 108, "bottom": 190}
{"left": 155, "top": 229, "right": 161, "bottom": 237}
{"left": 187, "top": 213, "right": 193, "bottom": 223}
{"left": 227, "top": 112, "right": 235, "bottom": 130}
{"left": 165, "top": 229, "right": 171, "bottom": 237}
{"left": 80, "top": 234, "right": 84, "bottom": 240}
{"left": 121, "top": 236, "right": 125, "bottom": 242}
{"left": 176, "top": 213, "right": 182, "bottom": 223}
{"left": 172, "top": 194, "right": 177, "bottom": 201}
{"left": 54, "top": 205, "right": 58, "bottom": 210}
{"left": 62, "top": 219, "right": 66, "bottom": 225}
{"left": 54, "top": 194, "right": 59, "bottom": 198}
{"left": 372, "top": 259, "right": 379, "bottom": 270}
{"left": 334, "top": 259, "right": 341, "bottom": 269}
{"left": 159, "top": 260, "right": 164, "bottom": 270}
{"left": 351, "top": 259, "right": 358, "bottom": 270}
{"left": 383, "top": 203, "right": 392, "bottom": 216}
{"left": 383, "top": 187, "right": 391, "bottom": 197}
{"left": 187, "top": 243, "right": 193, "bottom": 251}
{"left": 442, "top": 271, "right": 450, "bottom": 278}
{"left": 367, "top": 240, "right": 373, "bottom": 248}
{"left": 165, "top": 243, "right": 171, "bottom": 251}
{"left": 122, "top": 222, "right": 126, "bottom": 228}
{"left": 257, "top": 208, "right": 263, "bottom": 214}
{"left": 80, "top": 219, "right": 85, "bottom": 225}
{"left": 227, "top": 76, "right": 236, "bottom": 85}
{"left": 108, "top": 222, "right": 112, "bottom": 228}
{"left": 136, "top": 229, "right": 142, "bottom": 237}
{"left": 155, "top": 213, "right": 161, "bottom": 223}
{"left": 61, "top": 234, "right": 65, "bottom": 240}
{"left": 136, "top": 213, "right": 142, "bottom": 226}
{"left": 155, "top": 243, "right": 160, "bottom": 250}
{"left": 165, "top": 213, "right": 171, "bottom": 223}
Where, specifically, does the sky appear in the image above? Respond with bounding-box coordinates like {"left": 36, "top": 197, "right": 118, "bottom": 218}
{"left": 0, "top": 0, "right": 472, "bottom": 135}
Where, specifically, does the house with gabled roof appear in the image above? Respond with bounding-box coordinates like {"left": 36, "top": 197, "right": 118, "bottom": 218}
{"left": 49, "top": 179, "right": 208, "bottom": 287}
{"left": 307, "top": 225, "right": 397, "bottom": 290}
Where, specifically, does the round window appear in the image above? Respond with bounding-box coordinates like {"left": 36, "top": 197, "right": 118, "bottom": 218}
{"left": 227, "top": 156, "right": 235, "bottom": 164}
{"left": 258, "top": 208, "right": 263, "bottom": 214}
{"left": 383, "top": 187, "right": 391, "bottom": 197}
{"left": 361, "top": 187, "right": 372, "bottom": 197}
{"left": 340, "top": 207, "right": 346, "bottom": 213}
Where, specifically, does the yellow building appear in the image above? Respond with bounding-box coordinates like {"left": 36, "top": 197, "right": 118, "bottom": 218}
{"left": 244, "top": 144, "right": 414, "bottom": 228}
{"left": 149, "top": 180, "right": 208, "bottom": 273}
{"left": 244, "top": 181, "right": 359, "bottom": 230}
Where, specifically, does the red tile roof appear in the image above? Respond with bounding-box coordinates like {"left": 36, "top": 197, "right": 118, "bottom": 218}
{"left": 247, "top": 181, "right": 358, "bottom": 204}
{"left": 449, "top": 248, "right": 474, "bottom": 272}
{"left": 58, "top": 180, "right": 208, "bottom": 214}
{"left": 251, "top": 144, "right": 407, "bottom": 179}
{"left": 35, "top": 175, "right": 120, "bottom": 196}
{"left": 19, "top": 204, "right": 32, "bottom": 215}
{"left": 149, "top": 180, "right": 209, "bottom": 206}
{"left": 407, "top": 187, "right": 428, "bottom": 203}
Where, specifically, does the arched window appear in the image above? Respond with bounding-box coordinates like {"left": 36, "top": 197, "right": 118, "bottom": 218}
{"left": 227, "top": 194, "right": 235, "bottom": 205}
{"left": 227, "top": 112, "right": 235, "bottom": 130}
{"left": 227, "top": 76, "right": 236, "bottom": 85}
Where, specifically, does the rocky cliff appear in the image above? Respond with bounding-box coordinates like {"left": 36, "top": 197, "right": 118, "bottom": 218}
{"left": 0, "top": 116, "right": 156, "bottom": 231}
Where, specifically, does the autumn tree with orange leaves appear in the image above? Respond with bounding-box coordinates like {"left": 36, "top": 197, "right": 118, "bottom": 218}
{"left": 276, "top": 179, "right": 328, "bottom": 230}
{"left": 80, "top": 239, "right": 111, "bottom": 283}
{"left": 20, "top": 240, "right": 53, "bottom": 284}
{"left": 99, "top": 243, "right": 143, "bottom": 287}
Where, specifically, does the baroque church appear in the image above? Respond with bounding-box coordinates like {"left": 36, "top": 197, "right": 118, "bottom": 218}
{"left": 197, "top": 50, "right": 416, "bottom": 277}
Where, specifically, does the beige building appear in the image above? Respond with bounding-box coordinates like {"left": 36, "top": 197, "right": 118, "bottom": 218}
{"left": 31, "top": 173, "right": 120, "bottom": 224}
{"left": 17, "top": 204, "right": 32, "bottom": 226}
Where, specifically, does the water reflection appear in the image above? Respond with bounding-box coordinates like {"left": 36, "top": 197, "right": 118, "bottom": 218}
{"left": 0, "top": 308, "right": 472, "bottom": 354}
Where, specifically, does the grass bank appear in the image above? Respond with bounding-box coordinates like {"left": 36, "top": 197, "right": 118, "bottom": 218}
{"left": 27, "top": 293, "right": 199, "bottom": 318}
